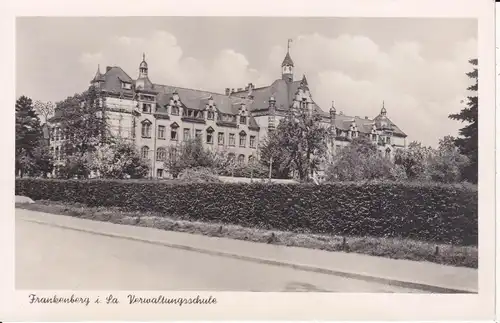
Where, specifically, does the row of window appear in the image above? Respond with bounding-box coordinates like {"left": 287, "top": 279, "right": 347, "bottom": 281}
{"left": 141, "top": 146, "right": 256, "bottom": 165}
{"left": 141, "top": 103, "right": 247, "bottom": 124}
{"left": 142, "top": 124, "right": 256, "bottom": 148}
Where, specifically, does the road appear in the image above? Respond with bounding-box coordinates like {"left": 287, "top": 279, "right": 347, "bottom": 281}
{"left": 16, "top": 213, "right": 421, "bottom": 292}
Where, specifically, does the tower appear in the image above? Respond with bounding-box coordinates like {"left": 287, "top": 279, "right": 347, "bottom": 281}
{"left": 281, "top": 39, "right": 294, "bottom": 82}
{"left": 139, "top": 53, "right": 148, "bottom": 79}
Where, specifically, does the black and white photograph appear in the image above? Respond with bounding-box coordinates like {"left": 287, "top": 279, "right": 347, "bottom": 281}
{"left": 3, "top": 0, "right": 496, "bottom": 321}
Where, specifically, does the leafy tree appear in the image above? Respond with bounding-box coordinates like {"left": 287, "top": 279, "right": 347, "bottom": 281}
{"left": 87, "top": 139, "right": 149, "bottom": 179}
{"left": 259, "top": 134, "right": 292, "bottom": 179}
{"left": 163, "top": 137, "right": 223, "bottom": 178}
{"left": 393, "top": 141, "right": 432, "bottom": 181}
{"left": 449, "top": 58, "right": 478, "bottom": 183}
{"left": 325, "top": 136, "right": 395, "bottom": 181}
{"left": 15, "top": 96, "right": 48, "bottom": 177}
{"left": 58, "top": 154, "right": 92, "bottom": 179}
{"left": 56, "top": 85, "right": 109, "bottom": 157}
{"left": 34, "top": 100, "right": 55, "bottom": 124}
{"left": 427, "top": 135, "right": 470, "bottom": 183}
{"left": 259, "top": 107, "right": 329, "bottom": 181}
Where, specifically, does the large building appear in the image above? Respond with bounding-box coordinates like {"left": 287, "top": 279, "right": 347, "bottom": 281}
{"left": 49, "top": 44, "right": 407, "bottom": 178}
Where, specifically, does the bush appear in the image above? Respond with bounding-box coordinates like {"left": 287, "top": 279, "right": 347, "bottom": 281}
{"left": 16, "top": 178, "right": 478, "bottom": 245}
{"left": 177, "top": 167, "right": 222, "bottom": 183}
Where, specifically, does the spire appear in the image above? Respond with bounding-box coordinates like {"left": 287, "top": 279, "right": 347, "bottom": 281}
{"left": 142, "top": 52, "right": 145, "bottom": 61}
{"left": 91, "top": 64, "right": 104, "bottom": 84}
{"left": 380, "top": 100, "right": 387, "bottom": 116}
{"left": 282, "top": 39, "right": 294, "bottom": 81}
{"left": 301, "top": 74, "right": 308, "bottom": 86}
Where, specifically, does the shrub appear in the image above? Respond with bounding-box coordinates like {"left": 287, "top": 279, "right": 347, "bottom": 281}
{"left": 177, "top": 167, "right": 222, "bottom": 183}
{"left": 16, "top": 178, "right": 478, "bottom": 245}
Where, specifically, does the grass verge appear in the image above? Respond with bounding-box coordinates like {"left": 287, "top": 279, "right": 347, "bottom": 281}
{"left": 16, "top": 200, "right": 478, "bottom": 269}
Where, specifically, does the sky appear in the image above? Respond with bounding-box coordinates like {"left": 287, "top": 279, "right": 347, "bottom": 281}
{"left": 16, "top": 17, "right": 477, "bottom": 147}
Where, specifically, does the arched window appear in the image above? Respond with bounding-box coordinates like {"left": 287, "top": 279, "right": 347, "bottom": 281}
{"left": 141, "top": 122, "right": 152, "bottom": 138}
{"left": 248, "top": 155, "right": 255, "bottom": 164}
{"left": 141, "top": 146, "right": 150, "bottom": 159}
{"left": 168, "top": 147, "right": 177, "bottom": 161}
{"left": 156, "top": 147, "right": 167, "bottom": 161}
{"left": 228, "top": 153, "right": 236, "bottom": 163}
{"left": 238, "top": 154, "right": 245, "bottom": 165}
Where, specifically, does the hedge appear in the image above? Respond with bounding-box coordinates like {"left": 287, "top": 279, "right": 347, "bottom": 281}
{"left": 15, "top": 178, "right": 478, "bottom": 245}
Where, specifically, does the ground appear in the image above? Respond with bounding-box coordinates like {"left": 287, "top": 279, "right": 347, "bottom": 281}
{"left": 16, "top": 211, "right": 423, "bottom": 292}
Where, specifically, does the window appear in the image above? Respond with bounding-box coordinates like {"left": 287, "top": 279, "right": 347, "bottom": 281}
{"left": 248, "top": 155, "right": 255, "bottom": 164}
{"left": 142, "top": 103, "right": 152, "bottom": 113}
{"left": 183, "top": 128, "right": 190, "bottom": 141}
{"left": 156, "top": 147, "right": 167, "bottom": 161}
{"left": 170, "top": 128, "right": 178, "bottom": 141}
{"left": 141, "top": 123, "right": 151, "bottom": 138}
{"left": 218, "top": 132, "right": 224, "bottom": 145}
{"left": 229, "top": 133, "right": 235, "bottom": 146}
{"left": 207, "top": 111, "right": 214, "bottom": 120}
{"left": 171, "top": 106, "right": 179, "bottom": 115}
{"left": 195, "top": 129, "right": 202, "bottom": 138}
{"left": 385, "top": 147, "right": 391, "bottom": 158}
{"left": 240, "top": 116, "right": 247, "bottom": 124}
{"left": 228, "top": 153, "right": 235, "bottom": 162}
{"left": 55, "top": 146, "right": 60, "bottom": 160}
{"left": 239, "top": 133, "right": 246, "bottom": 147}
{"left": 238, "top": 154, "right": 245, "bottom": 165}
{"left": 156, "top": 169, "right": 164, "bottom": 178}
{"left": 158, "top": 125, "right": 166, "bottom": 139}
{"left": 121, "top": 82, "right": 132, "bottom": 90}
{"left": 169, "top": 147, "right": 178, "bottom": 161}
{"left": 249, "top": 135, "right": 256, "bottom": 148}
{"left": 141, "top": 146, "right": 149, "bottom": 159}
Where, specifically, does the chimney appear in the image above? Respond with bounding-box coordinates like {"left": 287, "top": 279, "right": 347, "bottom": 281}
{"left": 365, "top": 116, "right": 368, "bottom": 120}
{"left": 225, "top": 88, "right": 230, "bottom": 96}
{"left": 106, "top": 66, "right": 112, "bottom": 72}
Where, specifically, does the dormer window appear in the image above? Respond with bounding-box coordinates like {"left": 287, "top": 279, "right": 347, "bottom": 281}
{"left": 121, "top": 82, "right": 132, "bottom": 90}
{"left": 142, "top": 103, "right": 152, "bottom": 113}
{"left": 240, "top": 116, "right": 247, "bottom": 125}
{"left": 171, "top": 106, "right": 179, "bottom": 115}
{"left": 207, "top": 111, "right": 214, "bottom": 120}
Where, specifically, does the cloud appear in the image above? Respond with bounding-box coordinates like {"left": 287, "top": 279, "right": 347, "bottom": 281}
{"left": 78, "top": 30, "right": 476, "bottom": 147}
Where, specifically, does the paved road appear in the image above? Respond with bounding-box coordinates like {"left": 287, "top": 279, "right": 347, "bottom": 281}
{"left": 16, "top": 215, "right": 421, "bottom": 292}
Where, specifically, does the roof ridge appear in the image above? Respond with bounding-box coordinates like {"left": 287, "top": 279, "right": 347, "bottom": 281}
{"left": 153, "top": 83, "right": 225, "bottom": 96}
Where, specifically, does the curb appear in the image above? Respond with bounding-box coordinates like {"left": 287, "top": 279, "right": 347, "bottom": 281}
{"left": 20, "top": 217, "right": 476, "bottom": 294}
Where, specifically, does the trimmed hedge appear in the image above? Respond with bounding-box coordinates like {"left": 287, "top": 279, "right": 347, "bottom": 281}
{"left": 15, "top": 178, "right": 478, "bottom": 245}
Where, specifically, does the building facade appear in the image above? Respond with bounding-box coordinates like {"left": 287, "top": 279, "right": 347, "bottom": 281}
{"left": 49, "top": 46, "right": 407, "bottom": 178}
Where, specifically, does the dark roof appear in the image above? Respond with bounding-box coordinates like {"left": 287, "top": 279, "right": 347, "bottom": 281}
{"left": 281, "top": 52, "right": 294, "bottom": 67}
{"left": 373, "top": 114, "right": 406, "bottom": 137}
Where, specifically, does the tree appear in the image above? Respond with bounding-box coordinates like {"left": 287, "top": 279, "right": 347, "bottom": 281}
{"left": 163, "top": 137, "right": 222, "bottom": 178}
{"left": 258, "top": 134, "right": 292, "bottom": 179}
{"left": 427, "top": 135, "right": 470, "bottom": 183}
{"left": 259, "top": 107, "right": 329, "bottom": 181}
{"left": 393, "top": 141, "right": 432, "bottom": 181}
{"left": 34, "top": 100, "right": 55, "bottom": 124}
{"left": 15, "top": 96, "right": 46, "bottom": 177}
{"left": 325, "top": 136, "right": 396, "bottom": 181}
{"left": 57, "top": 85, "right": 109, "bottom": 157}
{"left": 449, "top": 58, "right": 478, "bottom": 183}
{"left": 87, "top": 139, "right": 149, "bottom": 179}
